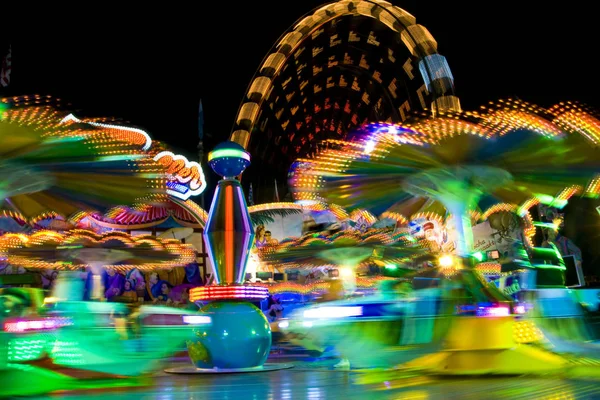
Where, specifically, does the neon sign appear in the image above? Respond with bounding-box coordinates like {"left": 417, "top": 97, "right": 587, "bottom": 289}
{"left": 153, "top": 151, "right": 207, "bottom": 200}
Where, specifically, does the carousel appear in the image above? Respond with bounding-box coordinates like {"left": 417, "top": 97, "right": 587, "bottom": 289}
{"left": 0, "top": 96, "right": 205, "bottom": 395}
{"left": 287, "top": 99, "right": 600, "bottom": 378}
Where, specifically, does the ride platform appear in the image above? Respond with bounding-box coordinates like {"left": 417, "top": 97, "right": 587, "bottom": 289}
{"left": 17, "top": 355, "right": 600, "bottom": 400}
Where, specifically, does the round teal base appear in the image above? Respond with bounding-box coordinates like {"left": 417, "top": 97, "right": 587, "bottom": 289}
{"left": 164, "top": 363, "right": 293, "bottom": 374}
{"left": 187, "top": 301, "right": 271, "bottom": 369}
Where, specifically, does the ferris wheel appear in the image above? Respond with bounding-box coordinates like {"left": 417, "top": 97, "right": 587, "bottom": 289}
{"left": 230, "top": 0, "right": 460, "bottom": 202}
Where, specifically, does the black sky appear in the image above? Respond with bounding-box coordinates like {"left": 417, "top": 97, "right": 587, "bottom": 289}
{"left": 1, "top": 1, "right": 597, "bottom": 160}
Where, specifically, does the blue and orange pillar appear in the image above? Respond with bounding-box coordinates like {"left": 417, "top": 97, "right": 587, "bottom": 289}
{"left": 188, "top": 141, "right": 271, "bottom": 369}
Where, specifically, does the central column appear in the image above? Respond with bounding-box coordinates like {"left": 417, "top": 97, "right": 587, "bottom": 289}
{"left": 203, "top": 178, "right": 254, "bottom": 285}
{"left": 189, "top": 141, "right": 271, "bottom": 370}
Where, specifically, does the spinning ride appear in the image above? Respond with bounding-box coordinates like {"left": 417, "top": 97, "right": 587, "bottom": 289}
{"left": 1, "top": 229, "right": 197, "bottom": 368}
{"left": 263, "top": 229, "right": 422, "bottom": 287}
{"left": 289, "top": 99, "right": 600, "bottom": 375}
{"left": 0, "top": 96, "right": 164, "bottom": 225}
{"left": 262, "top": 229, "right": 427, "bottom": 367}
{"left": 291, "top": 99, "right": 600, "bottom": 271}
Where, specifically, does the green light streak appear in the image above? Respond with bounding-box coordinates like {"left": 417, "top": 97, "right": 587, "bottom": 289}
{"left": 535, "top": 194, "right": 568, "bottom": 209}
{"left": 530, "top": 264, "right": 567, "bottom": 270}
{"left": 0, "top": 102, "right": 8, "bottom": 117}
{"left": 472, "top": 251, "right": 484, "bottom": 262}
{"left": 98, "top": 154, "right": 144, "bottom": 162}
{"left": 533, "top": 221, "right": 558, "bottom": 230}
{"left": 208, "top": 148, "right": 250, "bottom": 161}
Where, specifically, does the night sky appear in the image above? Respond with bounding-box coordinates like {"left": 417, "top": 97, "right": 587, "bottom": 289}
{"left": 1, "top": 1, "right": 597, "bottom": 156}
{"left": 1, "top": 1, "right": 599, "bottom": 270}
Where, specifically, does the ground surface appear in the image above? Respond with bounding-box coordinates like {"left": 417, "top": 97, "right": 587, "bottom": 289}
{"left": 26, "top": 352, "right": 600, "bottom": 400}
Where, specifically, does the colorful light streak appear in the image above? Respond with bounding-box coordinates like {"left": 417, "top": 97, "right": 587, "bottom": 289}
{"left": 189, "top": 285, "right": 269, "bottom": 301}
{"left": 208, "top": 148, "right": 251, "bottom": 162}
{"left": 60, "top": 113, "right": 152, "bottom": 151}
{"left": 303, "top": 306, "right": 363, "bottom": 319}
{"left": 247, "top": 202, "right": 303, "bottom": 213}
{"left": 249, "top": 276, "right": 397, "bottom": 295}
{"left": 3, "top": 317, "right": 73, "bottom": 333}
{"left": 0, "top": 96, "right": 167, "bottom": 224}
{"left": 549, "top": 101, "right": 600, "bottom": 145}
{"left": 182, "top": 315, "right": 212, "bottom": 325}
{"left": 1, "top": 229, "right": 195, "bottom": 271}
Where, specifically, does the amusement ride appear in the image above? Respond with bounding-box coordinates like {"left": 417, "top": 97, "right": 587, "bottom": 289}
{"left": 1, "top": 0, "right": 600, "bottom": 397}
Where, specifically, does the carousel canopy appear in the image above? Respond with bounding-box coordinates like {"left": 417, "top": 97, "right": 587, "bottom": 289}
{"left": 290, "top": 99, "right": 600, "bottom": 219}
{"left": 260, "top": 229, "right": 424, "bottom": 271}
{"left": 1, "top": 229, "right": 196, "bottom": 272}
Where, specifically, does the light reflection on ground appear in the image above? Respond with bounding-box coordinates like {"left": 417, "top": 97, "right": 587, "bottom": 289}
{"left": 30, "top": 357, "right": 600, "bottom": 400}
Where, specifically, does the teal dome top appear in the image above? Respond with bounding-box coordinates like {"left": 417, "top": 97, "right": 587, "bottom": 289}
{"left": 208, "top": 141, "right": 251, "bottom": 178}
